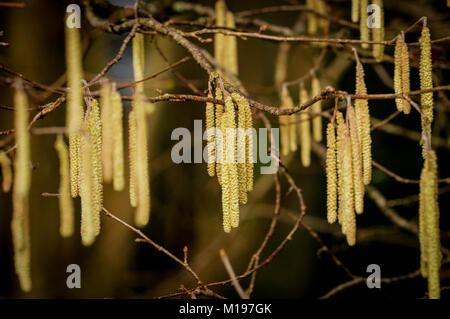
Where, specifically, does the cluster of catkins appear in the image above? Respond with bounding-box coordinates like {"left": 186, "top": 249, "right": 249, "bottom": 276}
{"left": 352, "top": 0, "right": 385, "bottom": 61}
{"left": 306, "top": 0, "right": 330, "bottom": 36}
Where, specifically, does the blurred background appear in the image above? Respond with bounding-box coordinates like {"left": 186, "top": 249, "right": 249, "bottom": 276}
{"left": 0, "top": 0, "right": 449, "bottom": 298}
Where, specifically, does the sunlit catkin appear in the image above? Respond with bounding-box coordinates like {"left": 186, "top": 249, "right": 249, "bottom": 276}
{"left": 342, "top": 130, "right": 356, "bottom": 246}
{"left": 299, "top": 85, "right": 311, "bottom": 167}
{"left": 311, "top": 76, "right": 322, "bottom": 142}
{"left": 351, "top": 0, "right": 360, "bottom": 22}
{"left": 128, "top": 110, "right": 137, "bottom": 208}
{"left": 206, "top": 94, "right": 216, "bottom": 177}
{"left": 215, "top": 87, "right": 224, "bottom": 184}
{"left": 371, "top": 0, "right": 384, "bottom": 62}
{"left": 419, "top": 150, "right": 441, "bottom": 299}
{"left": 0, "top": 151, "right": 12, "bottom": 192}
{"left": 54, "top": 135, "right": 74, "bottom": 238}
{"left": 214, "top": 0, "right": 226, "bottom": 72}
{"left": 225, "top": 11, "right": 238, "bottom": 75}
{"left": 69, "top": 134, "right": 80, "bottom": 197}
{"left": 12, "top": 82, "right": 32, "bottom": 292}
{"left": 360, "top": 0, "right": 369, "bottom": 49}
{"left": 355, "top": 61, "right": 372, "bottom": 185}
{"left": 419, "top": 26, "right": 434, "bottom": 128}
{"left": 112, "top": 89, "right": 125, "bottom": 191}
{"left": 326, "top": 122, "right": 337, "bottom": 224}
{"left": 87, "top": 99, "right": 103, "bottom": 235}
{"left": 335, "top": 111, "right": 345, "bottom": 225}
{"left": 347, "top": 103, "right": 364, "bottom": 214}
{"left": 133, "top": 32, "right": 145, "bottom": 94}
{"left": 100, "top": 79, "right": 113, "bottom": 183}
{"left": 394, "top": 34, "right": 411, "bottom": 114}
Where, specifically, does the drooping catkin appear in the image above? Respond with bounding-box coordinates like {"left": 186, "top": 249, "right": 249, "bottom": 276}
{"left": 371, "top": 0, "right": 384, "bottom": 62}
{"left": 355, "top": 61, "right": 372, "bottom": 185}
{"left": 112, "top": 89, "right": 125, "bottom": 191}
{"left": 214, "top": 0, "right": 226, "bottom": 72}
{"left": 215, "top": 87, "right": 224, "bottom": 184}
{"left": 311, "top": 76, "right": 322, "bottom": 142}
{"left": 394, "top": 34, "right": 411, "bottom": 114}
{"left": 341, "top": 130, "right": 356, "bottom": 246}
{"left": 274, "top": 43, "right": 290, "bottom": 88}
{"left": 360, "top": 0, "right": 369, "bottom": 49}
{"left": 133, "top": 32, "right": 145, "bottom": 95}
{"left": 79, "top": 125, "right": 96, "bottom": 246}
{"left": 69, "top": 134, "right": 80, "bottom": 198}
{"left": 87, "top": 99, "right": 103, "bottom": 236}
{"left": 347, "top": 102, "right": 365, "bottom": 214}
{"left": 419, "top": 26, "right": 434, "bottom": 128}
{"left": 351, "top": 0, "right": 360, "bottom": 23}
{"left": 206, "top": 94, "right": 216, "bottom": 177}
{"left": 419, "top": 150, "right": 441, "bottom": 299}
{"left": 54, "top": 135, "right": 74, "bottom": 238}
{"left": 299, "top": 84, "right": 311, "bottom": 167}
{"left": 306, "top": 0, "right": 318, "bottom": 35}
{"left": 134, "top": 93, "right": 151, "bottom": 227}
{"left": 280, "top": 87, "right": 297, "bottom": 155}
{"left": 128, "top": 110, "right": 137, "bottom": 208}
{"left": 326, "top": 122, "right": 338, "bottom": 224}
{"left": 100, "top": 79, "right": 113, "bottom": 183}
{"left": 335, "top": 111, "right": 345, "bottom": 225}
{"left": 0, "top": 151, "right": 12, "bottom": 192}
{"left": 225, "top": 11, "right": 238, "bottom": 76}
{"left": 12, "top": 81, "right": 32, "bottom": 292}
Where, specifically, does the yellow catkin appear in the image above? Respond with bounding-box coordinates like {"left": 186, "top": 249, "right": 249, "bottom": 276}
{"left": 419, "top": 26, "right": 434, "bottom": 129}
{"left": 54, "top": 135, "right": 75, "bottom": 238}
{"left": 371, "top": 0, "right": 384, "bottom": 62}
{"left": 69, "top": 134, "right": 80, "bottom": 198}
{"left": 311, "top": 76, "right": 322, "bottom": 142}
{"left": 341, "top": 130, "right": 356, "bottom": 246}
{"left": 299, "top": 85, "right": 311, "bottom": 167}
{"left": 280, "top": 87, "right": 297, "bottom": 155}
{"left": 306, "top": 0, "right": 318, "bottom": 35}
{"left": 225, "top": 11, "right": 238, "bottom": 75}
{"left": 112, "top": 89, "right": 125, "bottom": 191}
{"left": 100, "top": 79, "right": 113, "bottom": 183}
{"left": 133, "top": 32, "right": 145, "bottom": 94}
{"left": 274, "top": 43, "right": 290, "bottom": 88}
{"left": 401, "top": 37, "right": 411, "bottom": 114}
{"left": 214, "top": 0, "right": 226, "bottom": 72}
{"left": 206, "top": 94, "right": 216, "bottom": 177}
{"left": 419, "top": 151, "right": 441, "bottom": 299}
{"left": 0, "top": 151, "right": 12, "bottom": 192}
{"left": 221, "top": 95, "right": 239, "bottom": 230}
{"left": 87, "top": 99, "right": 103, "bottom": 236}
{"left": 326, "top": 122, "right": 338, "bottom": 224}
{"left": 394, "top": 34, "right": 411, "bottom": 114}
{"left": 244, "top": 98, "right": 254, "bottom": 192}
{"left": 128, "top": 110, "right": 137, "bottom": 208}
{"left": 347, "top": 103, "right": 365, "bottom": 214}
{"left": 12, "top": 82, "right": 32, "bottom": 292}
{"left": 316, "top": 0, "right": 329, "bottom": 33}
{"left": 360, "top": 0, "right": 369, "bottom": 49}
{"left": 351, "top": 0, "right": 360, "bottom": 22}
{"left": 355, "top": 61, "right": 372, "bottom": 185}
{"left": 335, "top": 111, "right": 345, "bottom": 225}
{"left": 79, "top": 126, "right": 96, "bottom": 246}
{"left": 215, "top": 87, "right": 224, "bottom": 185}
{"left": 134, "top": 93, "right": 151, "bottom": 227}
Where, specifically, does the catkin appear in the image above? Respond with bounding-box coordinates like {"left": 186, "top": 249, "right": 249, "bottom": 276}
{"left": 87, "top": 99, "right": 103, "bottom": 236}
{"left": 336, "top": 111, "right": 345, "bottom": 225}
{"left": 133, "top": 32, "right": 145, "bottom": 94}
{"left": 299, "top": 85, "right": 311, "bottom": 167}
{"left": 128, "top": 110, "right": 137, "bottom": 208}
{"left": 355, "top": 61, "right": 372, "bottom": 185}
{"left": 215, "top": 87, "right": 224, "bottom": 184}
{"left": 112, "top": 89, "right": 125, "bottom": 191}
{"left": 326, "top": 122, "right": 337, "bottom": 224}
{"left": 306, "top": 0, "right": 318, "bottom": 35}
{"left": 351, "top": 0, "right": 360, "bottom": 23}
{"left": 394, "top": 35, "right": 411, "bottom": 114}
{"left": 311, "top": 76, "right": 322, "bottom": 142}
{"left": 11, "top": 82, "right": 32, "bottom": 292}
{"left": 280, "top": 87, "right": 297, "bottom": 155}
{"left": 347, "top": 103, "right": 365, "bottom": 214}
{"left": 0, "top": 151, "right": 12, "bottom": 192}
{"left": 419, "top": 26, "right": 434, "bottom": 128}
{"left": 341, "top": 130, "right": 356, "bottom": 246}
{"left": 69, "top": 134, "right": 80, "bottom": 198}
{"left": 225, "top": 11, "right": 238, "bottom": 75}
{"left": 206, "top": 94, "right": 216, "bottom": 177}
{"left": 371, "top": 0, "right": 384, "bottom": 62}
{"left": 360, "top": 0, "right": 369, "bottom": 49}
{"left": 134, "top": 93, "right": 151, "bottom": 227}
{"left": 214, "top": 0, "right": 226, "bottom": 73}
{"left": 100, "top": 79, "right": 113, "bottom": 183}
{"left": 54, "top": 135, "right": 74, "bottom": 238}
{"left": 419, "top": 150, "right": 441, "bottom": 299}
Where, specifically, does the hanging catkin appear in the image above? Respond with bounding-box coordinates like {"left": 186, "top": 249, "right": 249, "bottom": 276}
{"left": 335, "top": 111, "right": 345, "bottom": 225}
{"left": 11, "top": 81, "right": 32, "bottom": 292}
{"left": 360, "top": 0, "right": 369, "bottom": 49}
{"left": 306, "top": 0, "right": 318, "bottom": 35}
{"left": 371, "top": 0, "right": 384, "bottom": 62}
{"left": 206, "top": 93, "right": 216, "bottom": 177}
{"left": 134, "top": 93, "right": 151, "bottom": 227}
{"left": 54, "top": 135, "right": 75, "bottom": 238}
{"left": 112, "top": 88, "right": 125, "bottom": 191}
{"left": 133, "top": 32, "right": 145, "bottom": 95}
{"left": 225, "top": 10, "right": 238, "bottom": 76}
{"left": 355, "top": 60, "right": 372, "bottom": 185}
{"left": 326, "top": 122, "right": 337, "bottom": 224}
{"left": 128, "top": 110, "right": 137, "bottom": 208}
{"left": 311, "top": 76, "right": 322, "bottom": 142}
{"left": 341, "top": 129, "right": 356, "bottom": 246}
{"left": 419, "top": 150, "right": 441, "bottom": 299}
{"left": 351, "top": 0, "right": 360, "bottom": 22}
{"left": 65, "top": 20, "right": 83, "bottom": 198}
{"left": 215, "top": 87, "right": 224, "bottom": 184}
{"left": 394, "top": 34, "right": 411, "bottom": 114}
{"left": 299, "top": 84, "right": 311, "bottom": 167}
{"left": 0, "top": 151, "right": 12, "bottom": 192}
{"left": 419, "top": 26, "right": 434, "bottom": 129}
{"left": 280, "top": 86, "right": 296, "bottom": 155}
{"left": 100, "top": 79, "right": 113, "bottom": 183}
{"left": 214, "top": 0, "right": 226, "bottom": 73}
{"left": 347, "top": 102, "right": 365, "bottom": 214}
